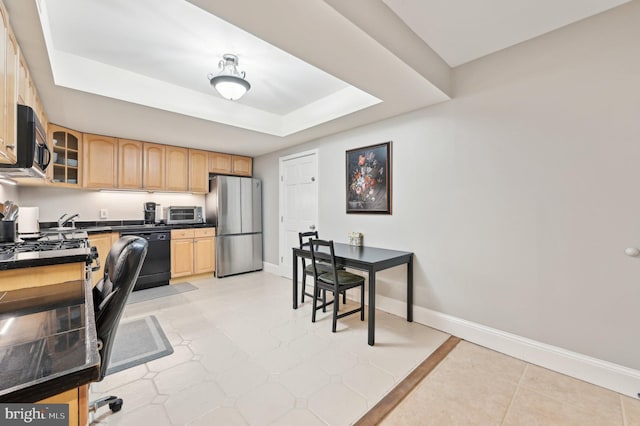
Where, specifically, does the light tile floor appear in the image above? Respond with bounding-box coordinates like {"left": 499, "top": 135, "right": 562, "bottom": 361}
{"left": 381, "top": 340, "right": 640, "bottom": 426}
{"left": 90, "top": 271, "right": 449, "bottom": 425}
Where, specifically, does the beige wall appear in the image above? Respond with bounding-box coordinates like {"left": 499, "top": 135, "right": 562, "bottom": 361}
{"left": 254, "top": 1, "right": 640, "bottom": 371}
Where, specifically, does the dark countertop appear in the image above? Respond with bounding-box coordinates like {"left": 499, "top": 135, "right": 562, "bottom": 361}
{"left": 0, "top": 243, "right": 93, "bottom": 271}
{"left": 0, "top": 279, "right": 100, "bottom": 402}
{"left": 40, "top": 221, "right": 215, "bottom": 235}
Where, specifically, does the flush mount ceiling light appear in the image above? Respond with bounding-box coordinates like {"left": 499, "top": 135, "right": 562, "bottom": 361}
{"left": 207, "top": 54, "right": 251, "bottom": 101}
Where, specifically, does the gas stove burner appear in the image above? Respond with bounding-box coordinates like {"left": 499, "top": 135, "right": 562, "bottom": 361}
{"left": 0, "top": 238, "right": 89, "bottom": 256}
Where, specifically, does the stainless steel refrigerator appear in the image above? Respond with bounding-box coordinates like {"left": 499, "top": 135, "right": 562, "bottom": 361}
{"left": 206, "top": 176, "right": 263, "bottom": 277}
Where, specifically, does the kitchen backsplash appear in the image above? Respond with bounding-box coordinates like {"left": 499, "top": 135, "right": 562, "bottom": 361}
{"left": 0, "top": 182, "right": 19, "bottom": 204}
{"left": 17, "top": 186, "right": 205, "bottom": 222}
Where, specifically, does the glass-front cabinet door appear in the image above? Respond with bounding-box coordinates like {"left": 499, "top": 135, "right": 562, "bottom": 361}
{"left": 48, "top": 124, "right": 82, "bottom": 186}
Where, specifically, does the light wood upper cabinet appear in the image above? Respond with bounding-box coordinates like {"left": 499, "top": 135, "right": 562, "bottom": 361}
{"left": 231, "top": 155, "right": 252, "bottom": 176}
{"left": 143, "top": 142, "right": 166, "bottom": 190}
{"left": 0, "top": 4, "right": 9, "bottom": 164}
{"left": 83, "top": 134, "right": 118, "bottom": 189}
{"left": 117, "top": 139, "right": 143, "bottom": 189}
{"left": 208, "top": 152, "right": 232, "bottom": 174}
{"left": 17, "top": 53, "right": 29, "bottom": 105}
{"left": 17, "top": 51, "right": 47, "bottom": 134}
{"left": 208, "top": 152, "right": 252, "bottom": 176}
{"left": 49, "top": 124, "right": 82, "bottom": 186}
{"left": 0, "top": 24, "right": 18, "bottom": 164}
{"left": 5, "top": 30, "right": 17, "bottom": 152}
{"left": 166, "top": 145, "right": 188, "bottom": 192}
{"left": 189, "top": 149, "right": 209, "bottom": 193}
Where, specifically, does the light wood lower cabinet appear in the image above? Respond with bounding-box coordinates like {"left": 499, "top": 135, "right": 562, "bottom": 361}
{"left": 37, "top": 385, "right": 88, "bottom": 426}
{"left": 194, "top": 230, "right": 216, "bottom": 274}
{"left": 0, "top": 262, "right": 86, "bottom": 292}
{"left": 88, "top": 232, "right": 119, "bottom": 285}
{"left": 171, "top": 228, "right": 215, "bottom": 278}
{"left": 171, "top": 236, "right": 194, "bottom": 278}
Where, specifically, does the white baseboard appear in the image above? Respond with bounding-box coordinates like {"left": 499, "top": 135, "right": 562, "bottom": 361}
{"left": 263, "top": 262, "right": 279, "bottom": 275}
{"left": 267, "top": 268, "right": 640, "bottom": 398}
{"left": 374, "top": 294, "right": 640, "bottom": 398}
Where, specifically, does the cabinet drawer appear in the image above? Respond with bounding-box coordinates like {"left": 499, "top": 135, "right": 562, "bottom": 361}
{"left": 194, "top": 227, "right": 216, "bottom": 238}
{"left": 171, "top": 229, "right": 195, "bottom": 240}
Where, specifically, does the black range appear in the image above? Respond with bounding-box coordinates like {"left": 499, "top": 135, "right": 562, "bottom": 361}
{"left": 0, "top": 232, "right": 92, "bottom": 271}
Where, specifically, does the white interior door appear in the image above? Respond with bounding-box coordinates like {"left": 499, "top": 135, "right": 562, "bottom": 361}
{"left": 279, "top": 150, "right": 318, "bottom": 278}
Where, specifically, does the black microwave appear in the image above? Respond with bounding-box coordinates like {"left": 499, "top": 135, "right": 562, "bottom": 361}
{"left": 0, "top": 105, "right": 50, "bottom": 178}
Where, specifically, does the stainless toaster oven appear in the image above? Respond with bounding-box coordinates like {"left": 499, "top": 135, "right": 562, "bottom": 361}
{"left": 165, "top": 206, "right": 204, "bottom": 224}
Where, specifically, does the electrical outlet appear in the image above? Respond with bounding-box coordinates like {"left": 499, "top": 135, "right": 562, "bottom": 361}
{"left": 99, "top": 209, "right": 108, "bottom": 219}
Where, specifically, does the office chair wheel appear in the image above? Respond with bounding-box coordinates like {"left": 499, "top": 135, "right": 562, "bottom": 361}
{"left": 109, "top": 399, "right": 123, "bottom": 413}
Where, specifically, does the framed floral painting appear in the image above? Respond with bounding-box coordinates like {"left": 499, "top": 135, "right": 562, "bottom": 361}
{"left": 345, "top": 141, "right": 392, "bottom": 214}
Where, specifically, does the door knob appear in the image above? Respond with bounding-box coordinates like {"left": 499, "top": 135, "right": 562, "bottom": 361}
{"left": 309, "top": 225, "right": 316, "bottom": 230}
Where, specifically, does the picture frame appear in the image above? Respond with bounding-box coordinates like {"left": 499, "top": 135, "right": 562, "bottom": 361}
{"left": 345, "top": 141, "right": 392, "bottom": 214}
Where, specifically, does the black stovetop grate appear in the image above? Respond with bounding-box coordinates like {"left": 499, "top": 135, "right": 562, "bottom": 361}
{"left": 0, "top": 238, "right": 88, "bottom": 255}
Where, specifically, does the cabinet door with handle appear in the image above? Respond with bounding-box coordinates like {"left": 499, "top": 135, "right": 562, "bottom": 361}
{"left": 166, "top": 146, "right": 188, "bottom": 192}
{"left": 193, "top": 237, "right": 215, "bottom": 274}
{"left": 143, "top": 142, "right": 166, "bottom": 190}
{"left": 118, "top": 139, "right": 143, "bottom": 189}
{"left": 83, "top": 134, "right": 118, "bottom": 189}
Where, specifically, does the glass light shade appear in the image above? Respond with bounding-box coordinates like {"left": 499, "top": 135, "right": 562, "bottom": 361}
{"left": 211, "top": 75, "right": 250, "bottom": 101}
{"left": 208, "top": 54, "right": 251, "bottom": 101}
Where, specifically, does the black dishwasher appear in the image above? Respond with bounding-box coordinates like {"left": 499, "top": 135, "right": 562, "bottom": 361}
{"left": 120, "top": 230, "right": 171, "bottom": 291}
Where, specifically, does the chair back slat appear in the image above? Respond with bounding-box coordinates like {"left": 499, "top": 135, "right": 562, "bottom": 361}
{"left": 298, "top": 231, "right": 319, "bottom": 270}
{"left": 309, "top": 238, "right": 339, "bottom": 290}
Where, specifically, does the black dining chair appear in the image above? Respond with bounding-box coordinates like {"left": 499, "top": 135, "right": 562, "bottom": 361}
{"left": 309, "top": 238, "right": 365, "bottom": 332}
{"left": 89, "top": 236, "right": 148, "bottom": 415}
{"left": 298, "top": 231, "right": 345, "bottom": 306}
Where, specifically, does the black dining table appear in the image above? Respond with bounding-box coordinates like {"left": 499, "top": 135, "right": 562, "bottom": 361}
{"left": 292, "top": 242, "right": 413, "bottom": 345}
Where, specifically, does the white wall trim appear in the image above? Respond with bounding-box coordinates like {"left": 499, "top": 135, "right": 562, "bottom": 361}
{"left": 374, "top": 294, "right": 640, "bottom": 398}
{"left": 263, "top": 261, "right": 279, "bottom": 275}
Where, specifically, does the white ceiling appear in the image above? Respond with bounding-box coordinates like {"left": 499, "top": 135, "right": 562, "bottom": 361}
{"left": 3, "top": 0, "right": 629, "bottom": 156}
{"left": 38, "top": 0, "right": 382, "bottom": 137}
{"left": 381, "top": 0, "right": 631, "bottom": 67}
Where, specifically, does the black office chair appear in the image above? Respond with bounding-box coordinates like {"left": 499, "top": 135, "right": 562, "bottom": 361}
{"left": 299, "top": 231, "right": 345, "bottom": 305}
{"left": 89, "top": 236, "right": 148, "bottom": 415}
{"left": 309, "top": 239, "right": 365, "bottom": 332}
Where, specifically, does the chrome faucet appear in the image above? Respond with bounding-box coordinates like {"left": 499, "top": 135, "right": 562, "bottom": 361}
{"left": 58, "top": 213, "right": 79, "bottom": 228}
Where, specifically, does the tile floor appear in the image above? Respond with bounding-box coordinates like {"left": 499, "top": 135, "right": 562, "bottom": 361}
{"left": 90, "top": 271, "right": 449, "bottom": 425}
{"left": 381, "top": 340, "right": 640, "bottom": 426}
